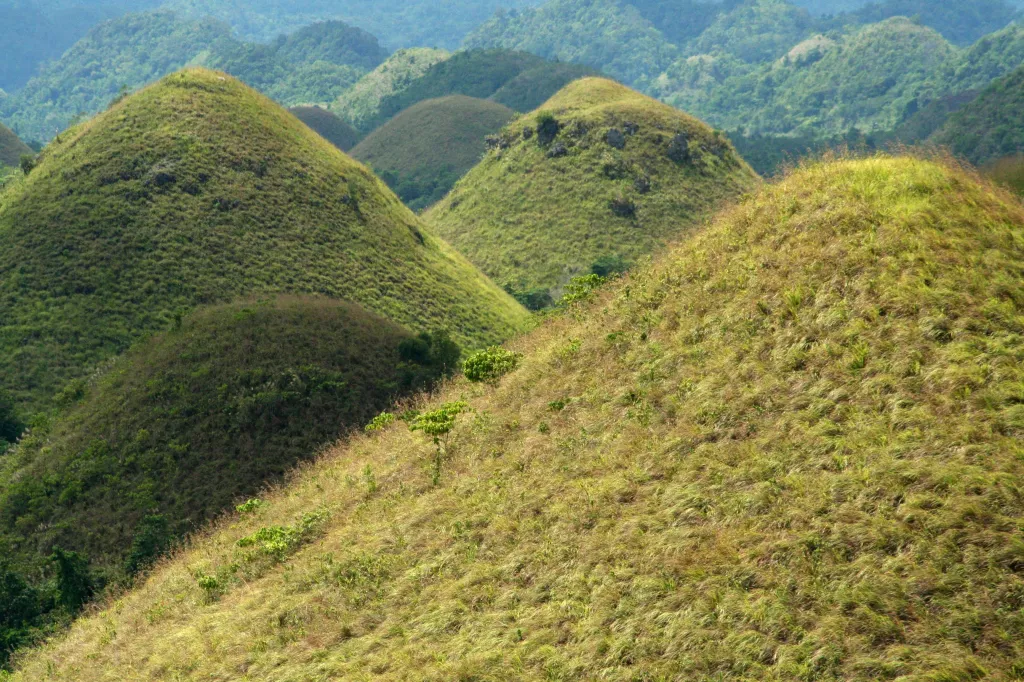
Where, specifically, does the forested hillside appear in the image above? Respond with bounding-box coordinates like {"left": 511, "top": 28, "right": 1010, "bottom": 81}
{"left": 932, "top": 65, "right": 1024, "bottom": 164}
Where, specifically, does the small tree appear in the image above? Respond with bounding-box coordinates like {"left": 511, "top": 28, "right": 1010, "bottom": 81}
{"left": 463, "top": 347, "right": 522, "bottom": 384}
{"left": 560, "top": 274, "right": 608, "bottom": 307}
{"left": 536, "top": 112, "right": 560, "bottom": 145}
{"left": 410, "top": 401, "right": 468, "bottom": 486}
{"left": 124, "top": 514, "right": 171, "bottom": 577}
{"left": 19, "top": 154, "right": 35, "bottom": 176}
{"left": 49, "top": 548, "right": 93, "bottom": 612}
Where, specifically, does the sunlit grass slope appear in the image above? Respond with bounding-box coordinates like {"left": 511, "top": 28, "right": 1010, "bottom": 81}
{"left": 0, "top": 69, "right": 529, "bottom": 411}
{"left": 287, "top": 105, "right": 361, "bottom": 151}
{"left": 0, "top": 296, "right": 452, "bottom": 578}
{"left": 426, "top": 77, "right": 759, "bottom": 297}
{"left": 17, "top": 155, "right": 1024, "bottom": 681}
{"left": 0, "top": 121, "right": 30, "bottom": 166}
{"left": 351, "top": 95, "right": 515, "bottom": 211}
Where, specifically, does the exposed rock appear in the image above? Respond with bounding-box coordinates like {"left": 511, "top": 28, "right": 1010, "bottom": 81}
{"left": 606, "top": 128, "right": 626, "bottom": 149}
{"left": 667, "top": 132, "right": 691, "bottom": 164}
{"left": 547, "top": 142, "right": 569, "bottom": 158}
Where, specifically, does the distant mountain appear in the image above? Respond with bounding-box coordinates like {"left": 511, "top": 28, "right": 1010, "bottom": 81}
{"left": 351, "top": 95, "right": 516, "bottom": 210}
{"left": 426, "top": 77, "right": 758, "bottom": 299}
{"left": 931, "top": 65, "right": 1024, "bottom": 164}
{"left": 0, "top": 69, "right": 529, "bottom": 411}
{"left": 823, "top": 0, "right": 1020, "bottom": 46}
{"left": 688, "top": 0, "right": 815, "bottom": 63}
{"left": 0, "top": 13, "right": 388, "bottom": 142}
{"left": 288, "top": 105, "right": 361, "bottom": 151}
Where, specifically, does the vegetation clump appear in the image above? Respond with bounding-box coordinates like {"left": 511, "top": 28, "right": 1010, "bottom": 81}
{"left": 463, "top": 346, "right": 523, "bottom": 384}
{"left": 11, "top": 155, "right": 1024, "bottom": 681}
{"left": 427, "top": 77, "right": 758, "bottom": 299}
{"left": 0, "top": 68, "right": 529, "bottom": 411}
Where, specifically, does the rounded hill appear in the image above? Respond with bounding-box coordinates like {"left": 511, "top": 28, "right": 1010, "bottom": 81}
{"left": 0, "top": 68, "right": 529, "bottom": 411}
{"left": 426, "top": 77, "right": 759, "bottom": 300}
{"left": 0, "top": 296, "right": 459, "bottom": 578}
{"left": 288, "top": 105, "right": 361, "bottom": 151}
{"left": 15, "top": 155, "right": 1024, "bottom": 681}
{"left": 351, "top": 95, "right": 515, "bottom": 210}
{"left": 0, "top": 122, "right": 31, "bottom": 167}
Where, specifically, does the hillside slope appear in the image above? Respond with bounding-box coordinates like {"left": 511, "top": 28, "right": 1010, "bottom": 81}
{"left": 0, "top": 69, "right": 529, "bottom": 411}
{"left": 351, "top": 96, "right": 515, "bottom": 210}
{"left": 288, "top": 106, "right": 361, "bottom": 151}
{"left": 931, "top": 65, "right": 1024, "bottom": 164}
{"left": 426, "top": 77, "right": 758, "bottom": 299}
{"left": 0, "top": 296, "right": 456, "bottom": 578}
{"left": 0, "top": 123, "right": 31, "bottom": 167}
{"left": 12, "top": 155, "right": 1024, "bottom": 681}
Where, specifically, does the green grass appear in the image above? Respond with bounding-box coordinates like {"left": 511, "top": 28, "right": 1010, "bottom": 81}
{"left": 426, "top": 77, "right": 759, "bottom": 298}
{"left": 333, "top": 48, "right": 451, "bottom": 133}
{"left": 351, "top": 95, "right": 515, "bottom": 211}
{"left": 0, "top": 296, "right": 455, "bottom": 578}
{"left": 0, "top": 68, "right": 530, "bottom": 413}
{"left": 288, "top": 106, "right": 362, "bottom": 151}
{"left": 984, "top": 154, "right": 1024, "bottom": 197}
{"left": 12, "top": 154, "right": 1024, "bottom": 681}
{"left": 0, "top": 121, "right": 31, "bottom": 167}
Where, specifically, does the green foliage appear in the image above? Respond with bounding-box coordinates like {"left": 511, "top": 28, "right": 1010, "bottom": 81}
{"left": 235, "top": 499, "right": 266, "bottom": 514}
{"left": 984, "top": 154, "right": 1024, "bottom": 197}
{"left": 590, "top": 254, "right": 629, "bottom": 278}
{"left": 410, "top": 401, "right": 468, "bottom": 484}
{"left": 560, "top": 274, "right": 608, "bottom": 306}
{"left": 48, "top": 549, "right": 92, "bottom": 613}
{"left": 0, "top": 564, "right": 41, "bottom": 665}
{"left": 0, "top": 297, "right": 466, "bottom": 581}
{"left": 0, "top": 391, "right": 24, "bottom": 446}
{"left": 464, "top": 0, "right": 680, "bottom": 85}
{"left": 427, "top": 78, "right": 757, "bottom": 297}
{"left": 16, "top": 155, "right": 33, "bottom": 177}
{"left": 0, "top": 69, "right": 529, "bottom": 411}
{"left": 364, "top": 412, "right": 397, "bottom": 433}
{"left": 931, "top": 65, "right": 1024, "bottom": 164}
{"left": 689, "top": 0, "right": 815, "bottom": 63}
{"left": 288, "top": 106, "right": 361, "bottom": 151}
{"left": 351, "top": 95, "right": 515, "bottom": 210}
{"left": 488, "top": 63, "right": 600, "bottom": 112}
{"left": 827, "top": 0, "right": 1021, "bottom": 46}
{"left": 463, "top": 347, "right": 523, "bottom": 384}
{"left": 123, "top": 515, "right": 171, "bottom": 577}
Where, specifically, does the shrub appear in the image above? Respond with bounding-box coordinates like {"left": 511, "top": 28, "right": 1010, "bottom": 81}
{"left": 463, "top": 347, "right": 523, "bottom": 384}
{"left": 124, "top": 514, "right": 172, "bottom": 576}
{"left": 0, "top": 565, "right": 42, "bottom": 664}
{"left": 560, "top": 274, "right": 608, "bottom": 306}
{"left": 591, "top": 254, "right": 628, "bottom": 278}
{"left": 49, "top": 548, "right": 93, "bottom": 612}
{"left": 397, "top": 330, "right": 461, "bottom": 390}
{"left": 365, "top": 412, "right": 396, "bottom": 433}
{"left": 410, "top": 401, "right": 469, "bottom": 485}
{"left": 536, "top": 112, "right": 560, "bottom": 145}
{"left": 18, "top": 154, "right": 35, "bottom": 176}
{"left": 0, "top": 391, "right": 24, "bottom": 445}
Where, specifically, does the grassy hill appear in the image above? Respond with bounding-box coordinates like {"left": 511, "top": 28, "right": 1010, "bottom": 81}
{"left": 0, "top": 68, "right": 530, "bottom": 412}
{"left": 351, "top": 96, "right": 515, "bottom": 210}
{"left": 487, "top": 62, "right": 600, "bottom": 112}
{"left": 985, "top": 154, "right": 1024, "bottom": 196}
{"left": 426, "top": 77, "right": 758, "bottom": 300}
{"left": 12, "top": 154, "right": 1024, "bottom": 681}
{"left": 0, "top": 122, "right": 31, "bottom": 167}
{"left": 333, "top": 48, "right": 451, "bottom": 132}
{"left": 352, "top": 50, "right": 569, "bottom": 134}
{"left": 288, "top": 106, "right": 361, "bottom": 151}
{"left": 931, "top": 65, "right": 1024, "bottom": 164}
{"left": 0, "top": 296, "right": 454, "bottom": 578}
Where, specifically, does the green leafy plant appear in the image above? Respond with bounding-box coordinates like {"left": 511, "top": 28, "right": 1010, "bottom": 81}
{"left": 463, "top": 347, "right": 523, "bottom": 384}
{"left": 236, "top": 499, "right": 265, "bottom": 514}
{"left": 365, "top": 412, "right": 397, "bottom": 433}
{"left": 560, "top": 274, "right": 608, "bottom": 307}
{"left": 409, "top": 401, "right": 469, "bottom": 485}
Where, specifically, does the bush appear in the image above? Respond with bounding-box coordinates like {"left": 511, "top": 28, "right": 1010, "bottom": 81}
{"left": 124, "top": 514, "right": 171, "bottom": 577}
{"left": 0, "top": 565, "right": 42, "bottom": 665}
{"left": 536, "top": 112, "right": 560, "bottom": 145}
{"left": 49, "top": 548, "right": 93, "bottom": 612}
{"left": 398, "top": 330, "right": 461, "bottom": 390}
{"left": 18, "top": 154, "right": 35, "bottom": 176}
{"left": 0, "top": 391, "right": 24, "bottom": 445}
{"left": 560, "top": 274, "right": 608, "bottom": 306}
{"left": 591, "top": 254, "right": 628, "bottom": 278}
{"left": 463, "top": 347, "right": 523, "bottom": 384}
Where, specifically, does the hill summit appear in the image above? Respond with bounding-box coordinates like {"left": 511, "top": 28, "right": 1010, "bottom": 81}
{"left": 426, "top": 77, "right": 758, "bottom": 301}
{"left": 0, "top": 68, "right": 529, "bottom": 410}
{"left": 12, "top": 155, "right": 1024, "bottom": 680}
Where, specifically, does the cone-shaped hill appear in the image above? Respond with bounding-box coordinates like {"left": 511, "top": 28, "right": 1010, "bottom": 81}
{"left": 0, "top": 69, "right": 529, "bottom": 411}
{"left": 351, "top": 95, "right": 516, "bottom": 211}
{"left": 0, "top": 296, "right": 461, "bottom": 579}
{"left": 288, "top": 105, "right": 362, "bottom": 152}
{"left": 426, "top": 77, "right": 759, "bottom": 301}
{"left": 14, "top": 156, "right": 1024, "bottom": 680}
{"left": 0, "top": 121, "right": 30, "bottom": 167}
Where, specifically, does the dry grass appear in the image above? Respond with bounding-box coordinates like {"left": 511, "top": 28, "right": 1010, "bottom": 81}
{"left": 10, "top": 155, "right": 1024, "bottom": 681}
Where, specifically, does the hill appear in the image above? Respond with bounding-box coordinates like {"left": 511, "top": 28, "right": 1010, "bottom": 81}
{"left": 916, "top": 23, "right": 1024, "bottom": 105}
{"left": 351, "top": 96, "right": 515, "bottom": 210}
{"left": 464, "top": 0, "right": 679, "bottom": 85}
{"left": 487, "top": 62, "right": 600, "bottom": 112}
{"left": 931, "top": 65, "right": 1024, "bottom": 164}
{"left": 688, "top": 0, "right": 815, "bottom": 63}
{"left": 426, "top": 78, "right": 758, "bottom": 300}
{"left": 0, "top": 69, "right": 530, "bottom": 412}
{"left": 657, "top": 17, "right": 957, "bottom": 136}
{"left": 826, "top": 0, "right": 1020, "bottom": 46}
{"left": 0, "top": 296, "right": 456, "bottom": 582}
{"left": 352, "top": 50, "right": 564, "bottom": 134}
{"left": 333, "top": 48, "right": 451, "bottom": 132}
{"left": 288, "top": 106, "right": 361, "bottom": 151}
{"left": 12, "top": 155, "right": 1024, "bottom": 681}
{"left": 0, "top": 122, "right": 31, "bottom": 167}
